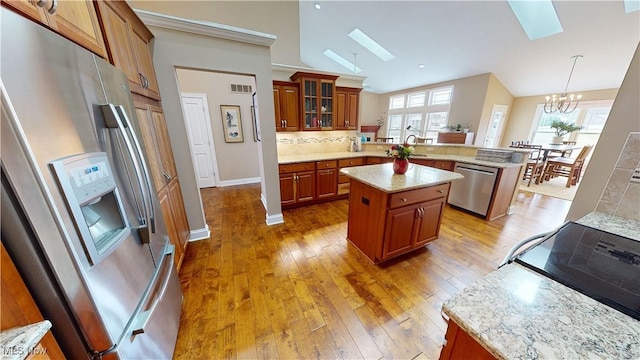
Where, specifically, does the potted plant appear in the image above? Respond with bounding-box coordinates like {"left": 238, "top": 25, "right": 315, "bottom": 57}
{"left": 550, "top": 120, "right": 582, "bottom": 144}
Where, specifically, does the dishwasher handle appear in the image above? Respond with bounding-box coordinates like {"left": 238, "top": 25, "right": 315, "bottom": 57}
{"left": 455, "top": 165, "right": 497, "bottom": 176}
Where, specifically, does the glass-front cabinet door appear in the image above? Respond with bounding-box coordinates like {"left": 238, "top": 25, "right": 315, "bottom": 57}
{"left": 291, "top": 72, "right": 338, "bottom": 131}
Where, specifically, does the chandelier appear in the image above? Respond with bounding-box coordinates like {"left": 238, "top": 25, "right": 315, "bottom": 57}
{"left": 544, "top": 55, "right": 583, "bottom": 114}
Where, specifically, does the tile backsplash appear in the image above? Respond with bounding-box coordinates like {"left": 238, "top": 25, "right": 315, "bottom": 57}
{"left": 276, "top": 131, "right": 359, "bottom": 154}
{"left": 596, "top": 132, "right": 640, "bottom": 221}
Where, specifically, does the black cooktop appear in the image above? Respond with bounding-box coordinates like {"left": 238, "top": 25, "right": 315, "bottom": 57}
{"left": 514, "top": 222, "right": 640, "bottom": 320}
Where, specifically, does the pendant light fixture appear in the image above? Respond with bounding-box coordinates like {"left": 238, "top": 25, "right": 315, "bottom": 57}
{"left": 544, "top": 55, "right": 583, "bottom": 114}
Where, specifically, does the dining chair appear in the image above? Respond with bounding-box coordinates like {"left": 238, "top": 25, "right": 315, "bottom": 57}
{"left": 543, "top": 145, "right": 594, "bottom": 188}
{"left": 520, "top": 145, "right": 544, "bottom": 186}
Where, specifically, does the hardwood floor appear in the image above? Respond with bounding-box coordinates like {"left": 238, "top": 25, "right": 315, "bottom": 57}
{"left": 173, "top": 185, "right": 571, "bottom": 359}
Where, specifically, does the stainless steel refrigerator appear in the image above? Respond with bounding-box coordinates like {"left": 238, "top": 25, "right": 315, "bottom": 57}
{"left": 1, "top": 8, "right": 182, "bottom": 359}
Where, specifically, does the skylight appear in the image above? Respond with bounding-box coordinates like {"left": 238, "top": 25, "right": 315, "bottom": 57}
{"left": 624, "top": 0, "right": 640, "bottom": 13}
{"left": 322, "top": 49, "right": 362, "bottom": 73}
{"left": 507, "top": 0, "right": 563, "bottom": 40}
{"left": 348, "top": 28, "right": 395, "bottom": 62}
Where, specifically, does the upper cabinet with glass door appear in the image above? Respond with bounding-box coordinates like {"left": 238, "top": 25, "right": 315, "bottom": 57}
{"left": 291, "top": 72, "right": 338, "bottom": 131}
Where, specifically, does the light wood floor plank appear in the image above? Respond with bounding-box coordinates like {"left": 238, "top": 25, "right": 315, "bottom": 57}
{"left": 173, "top": 185, "right": 570, "bottom": 359}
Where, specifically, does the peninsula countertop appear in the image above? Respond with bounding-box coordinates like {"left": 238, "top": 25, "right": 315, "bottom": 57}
{"left": 278, "top": 151, "right": 524, "bottom": 169}
{"left": 339, "top": 163, "right": 463, "bottom": 193}
{"left": 441, "top": 213, "right": 640, "bottom": 360}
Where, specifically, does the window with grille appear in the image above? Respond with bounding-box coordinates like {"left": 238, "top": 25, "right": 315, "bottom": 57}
{"left": 386, "top": 86, "right": 454, "bottom": 142}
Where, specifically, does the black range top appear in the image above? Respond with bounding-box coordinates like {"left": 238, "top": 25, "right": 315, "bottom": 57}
{"left": 514, "top": 221, "right": 640, "bottom": 320}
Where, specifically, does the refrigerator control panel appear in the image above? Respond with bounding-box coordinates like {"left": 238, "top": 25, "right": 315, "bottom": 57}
{"left": 50, "top": 152, "right": 130, "bottom": 265}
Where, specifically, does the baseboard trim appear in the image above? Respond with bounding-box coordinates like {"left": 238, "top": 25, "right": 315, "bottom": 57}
{"left": 218, "top": 177, "right": 261, "bottom": 187}
{"left": 188, "top": 225, "right": 211, "bottom": 242}
{"left": 266, "top": 212, "right": 284, "bottom": 225}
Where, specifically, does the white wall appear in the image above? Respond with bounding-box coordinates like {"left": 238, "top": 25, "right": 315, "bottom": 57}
{"left": 567, "top": 43, "right": 640, "bottom": 221}
{"left": 176, "top": 69, "right": 260, "bottom": 183}
{"left": 140, "top": 16, "right": 283, "bottom": 230}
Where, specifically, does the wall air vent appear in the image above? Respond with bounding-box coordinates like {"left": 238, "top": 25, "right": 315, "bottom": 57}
{"left": 230, "top": 84, "right": 253, "bottom": 94}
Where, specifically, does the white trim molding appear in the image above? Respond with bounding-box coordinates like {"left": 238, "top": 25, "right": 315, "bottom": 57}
{"left": 218, "top": 177, "right": 261, "bottom": 187}
{"left": 188, "top": 225, "right": 211, "bottom": 242}
{"left": 134, "top": 9, "right": 277, "bottom": 47}
{"left": 266, "top": 213, "right": 284, "bottom": 225}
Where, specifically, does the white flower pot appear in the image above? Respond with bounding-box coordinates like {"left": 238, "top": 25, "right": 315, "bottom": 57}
{"left": 551, "top": 136, "right": 564, "bottom": 144}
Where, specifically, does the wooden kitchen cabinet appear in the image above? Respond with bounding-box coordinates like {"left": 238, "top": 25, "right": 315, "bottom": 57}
{"left": 316, "top": 160, "right": 337, "bottom": 199}
{"left": 134, "top": 102, "right": 189, "bottom": 270}
{"left": 273, "top": 81, "right": 300, "bottom": 131}
{"left": 347, "top": 179, "right": 450, "bottom": 264}
{"left": 1, "top": 242, "right": 65, "bottom": 359}
{"left": 335, "top": 87, "right": 361, "bottom": 130}
{"left": 440, "top": 320, "right": 496, "bottom": 360}
{"left": 291, "top": 72, "right": 338, "bottom": 130}
{"left": 338, "top": 157, "right": 364, "bottom": 195}
{"left": 279, "top": 162, "right": 316, "bottom": 207}
{"left": 437, "top": 132, "right": 474, "bottom": 145}
{"left": 2, "top": 0, "right": 107, "bottom": 58}
{"left": 383, "top": 198, "right": 444, "bottom": 260}
{"left": 96, "top": 0, "right": 160, "bottom": 100}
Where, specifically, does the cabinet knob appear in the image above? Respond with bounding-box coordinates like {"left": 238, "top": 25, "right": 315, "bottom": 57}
{"left": 401, "top": 198, "right": 407, "bottom": 202}
{"left": 47, "top": 0, "right": 58, "bottom": 14}
{"left": 326, "top": 163, "right": 329, "bottom": 167}
{"left": 437, "top": 190, "right": 444, "bottom": 194}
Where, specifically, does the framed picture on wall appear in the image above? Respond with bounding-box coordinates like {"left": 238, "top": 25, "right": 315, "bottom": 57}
{"left": 220, "top": 105, "right": 244, "bottom": 143}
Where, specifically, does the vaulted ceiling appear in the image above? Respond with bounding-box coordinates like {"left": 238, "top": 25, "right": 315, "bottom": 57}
{"left": 298, "top": 1, "right": 640, "bottom": 96}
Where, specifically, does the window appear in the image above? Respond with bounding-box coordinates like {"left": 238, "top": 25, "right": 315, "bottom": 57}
{"left": 530, "top": 100, "right": 613, "bottom": 156}
{"left": 389, "top": 95, "right": 405, "bottom": 110}
{"left": 386, "top": 86, "right": 454, "bottom": 142}
{"left": 429, "top": 87, "right": 453, "bottom": 105}
{"left": 407, "top": 92, "right": 426, "bottom": 107}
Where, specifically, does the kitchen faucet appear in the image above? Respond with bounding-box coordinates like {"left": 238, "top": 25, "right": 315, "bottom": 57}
{"left": 405, "top": 134, "right": 417, "bottom": 145}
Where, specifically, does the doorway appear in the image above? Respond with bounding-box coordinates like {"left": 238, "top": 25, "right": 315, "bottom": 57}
{"left": 484, "top": 105, "right": 508, "bottom": 148}
{"left": 181, "top": 93, "right": 219, "bottom": 188}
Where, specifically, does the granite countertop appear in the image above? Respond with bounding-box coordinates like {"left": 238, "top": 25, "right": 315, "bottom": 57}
{"left": 277, "top": 151, "right": 524, "bottom": 169}
{"left": 441, "top": 213, "right": 640, "bottom": 359}
{"left": 0, "top": 321, "right": 51, "bottom": 360}
{"left": 339, "top": 163, "right": 463, "bottom": 193}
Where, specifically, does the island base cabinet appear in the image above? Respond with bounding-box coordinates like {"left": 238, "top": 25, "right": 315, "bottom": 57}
{"left": 347, "top": 179, "right": 449, "bottom": 264}
{"left": 383, "top": 198, "right": 444, "bottom": 260}
{"left": 440, "top": 320, "right": 496, "bottom": 360}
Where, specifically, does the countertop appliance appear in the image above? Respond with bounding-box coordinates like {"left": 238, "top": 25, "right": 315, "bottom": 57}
{"left": 503, "top": 222, "right": 640, "bottom": 321}
{"left": 1, "top": 9, "right": 182, "bottom": 359}
{"left": 447, "top": 162, "right": 498, "bottom": 216}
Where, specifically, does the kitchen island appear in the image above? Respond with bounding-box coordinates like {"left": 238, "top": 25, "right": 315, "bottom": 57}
{"left": 440, "top": 212, "right": 640, "bottom": 360}
{"left": 340, "top": 163, "right": 463, "bottom": 264}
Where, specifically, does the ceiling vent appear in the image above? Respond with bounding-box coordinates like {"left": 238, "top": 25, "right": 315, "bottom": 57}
{"left": 230, "top": 84, "right": 253, "bottom": 94}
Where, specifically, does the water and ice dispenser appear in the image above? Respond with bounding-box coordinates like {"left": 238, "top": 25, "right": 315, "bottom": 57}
{"left": 51, "top": 152, "right": 130, "bottom": 265}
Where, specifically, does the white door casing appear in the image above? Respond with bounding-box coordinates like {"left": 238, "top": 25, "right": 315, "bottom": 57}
{"left": 181, "top": 93, "right": 219, "bottom": 188}
{"left": 485, "top": 104, "right": 508, "bottom": 148}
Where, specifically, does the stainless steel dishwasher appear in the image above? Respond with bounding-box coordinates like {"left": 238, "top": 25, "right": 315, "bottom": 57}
{"left": 447, "top": 162, "right": 499, "bottom": 216}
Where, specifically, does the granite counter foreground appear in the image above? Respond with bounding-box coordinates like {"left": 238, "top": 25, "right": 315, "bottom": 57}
{"left": 0, "top": 321, "right": 51, "bottom": 360}
{"left": 442, "top": 264, "right": 640, "bottom": 360}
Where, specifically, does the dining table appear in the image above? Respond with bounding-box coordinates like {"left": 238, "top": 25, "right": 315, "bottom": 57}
{"left": 535, "top": 143, "right": 583, "bottom": 161}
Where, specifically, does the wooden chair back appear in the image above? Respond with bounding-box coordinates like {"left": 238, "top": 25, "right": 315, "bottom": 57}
{"left": 574, "top": 145, "right": 593, "bottom": 164}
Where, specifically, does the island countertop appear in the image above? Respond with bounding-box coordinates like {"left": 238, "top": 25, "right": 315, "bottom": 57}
{"left": 339, "top": 163, "right": 463, "bottom": 193}
{"left": 441, "top": 213, "right": 640, "bottom": 360}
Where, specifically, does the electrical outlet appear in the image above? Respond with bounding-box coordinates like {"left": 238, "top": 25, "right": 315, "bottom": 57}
{"left": 631, "top": 168, "right": 640, "bottom": 183}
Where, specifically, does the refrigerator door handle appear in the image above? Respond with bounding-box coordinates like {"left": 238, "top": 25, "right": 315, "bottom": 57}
{"left": 131, "top": 243, "right": 175, "bottom": 335}
{"left": 101, "top": 104, "right": 153, "bottom": 243}
{"left": 115, "top": 105, "right": 156, "bottom": 233}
